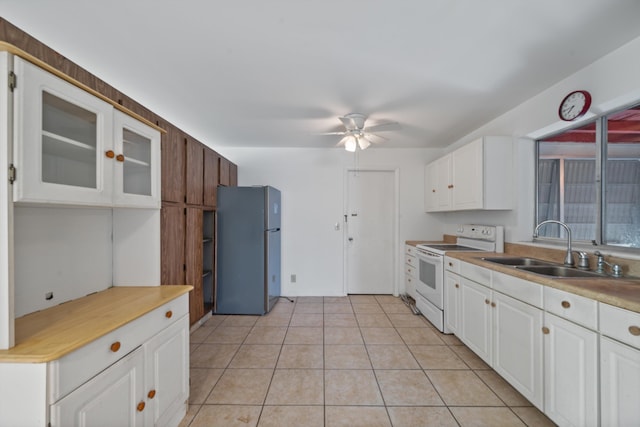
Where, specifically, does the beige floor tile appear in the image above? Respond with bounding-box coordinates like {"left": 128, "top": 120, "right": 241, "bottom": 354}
{"left": 189, "top": 404, "right": 261, "bottom": 427}
{"left": 360, "top": 327, "right": 404, "bottom": 345}
{"left": 297, "top": 296, "right": 324, "bottom": 303}
{"left": 190, "top": 343, "right": 239, "bottom": 368}
{"left": 375, "top": 295, "right": 401, "bottom": 304}
{"left": 323, "top": 303, "right": 354, "bottom": 314}
{"left": 258, "top": 406, "right": 324, "bottom": 427}
{"left": 449, "top": 407, "right": 526, "bottom": 426}
{"left": 426, "top": 370, "right": 504, "bottom": 406}
{"left": 349, "top": 295, "right": 378, "bottom": 303}
{"left": 178, "top": 404, "right": 201, "bottom": 427}
{"left": 511, "top": 406, "right": 556, "bottom": 427}
{"left": 290, "top": 313, "right": 324, "bottom": 327}
{"left": 380, "top": 303, "right": 413, "bottom": 314}
{"left": 367, "top": 344, "right": 420, "bottom": 369}
{"left": 409, "top": 345, "right": 469, "bottom": 370}
{"left": 244, "top": 326, "right": 287, "bottom": 344}
{"left": 352, "top": 303, "right": 384, "bottom": 314}
{"left": 387, "top": 407, "right": 458, "bottom": 427}
{"left": 387, "top": 313, "right": 430, "bottom": 327}
{"left": 204, "top": 315, "right": 227, "bottom": 327}
{"left": 325, "top": 370, "right": 384, "bottom": 405}
{"left": 190, "top": 326, "right": 214, "bottom": 343}
{"left": 254, "top": 313, "right": 291, "bottom": 327}
{"left": 265, "top": 369, "right": 324, "bottom": 405}
{"left": 324, "top": 313, "right": 358, "bottom": 328}
{"left": 475, "top": 370, "right": 532, "bottom": 406}
{"left": 190, "top": 343, "right": 201, "bottom": 354}
{"left": 325, "top": 406, "right": 391, "bottom": 427}
{"left": 189, "top": 368, "right": 224, "bottom": 404}
{"left": 450, "top": 344, "right": 491, "bottom": 369}
{"left": 294, "top": 302, "right": 324, "bottom": 313}
{"left": 228, "top": 344, "right": 281, "bottom": 368}
{"left": 376, "top": 370, "right": 444, "bottom": 406}
{"left": 206, "top": 368, "right": 273, "bottom": 404}
{"left": 324, "top": 345, "right": 371, "bottom": 369}
{"left": 324, "top": 313, "right": 358, "bottom": 327}
{"left": 277, "top": 344, "right": 324, "bottom": 368}
{"left": 396, "top": 327, "right": 446, "bottom": 345}
{"left": 324, "top": 327, "right": 363, "bottom": 344}
{"left": 440, "top": 334, "right": 464, "bottom": 346}
{"left": 356, "top": 313, "right": 393, "bottom": 327}
{"left": 284, "top": 326, "right": 323, "bottom": 344}
{"left": 324, "top": 296, "right": 350, "bottom": 303}
{"left": 221, "top": 315, "right": 259, "bottom": 327}
{"left": 204, "top": 326, "right": 252, "bottom": 344}
{"left": 269, "top": 301, "right": 295, "bottom": 314}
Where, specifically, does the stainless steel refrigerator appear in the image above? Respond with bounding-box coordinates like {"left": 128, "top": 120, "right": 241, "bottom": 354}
{"left": 215, "top": 186, "right": 281, "bottom": 315}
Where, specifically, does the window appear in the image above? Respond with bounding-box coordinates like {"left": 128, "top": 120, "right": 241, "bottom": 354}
{"left": 536, "top": 104, "right": 640, "bottom": 249}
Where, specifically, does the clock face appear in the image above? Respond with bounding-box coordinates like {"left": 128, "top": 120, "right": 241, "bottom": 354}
{"left": 559, "top": 90, "right": 591, "bottom": 121}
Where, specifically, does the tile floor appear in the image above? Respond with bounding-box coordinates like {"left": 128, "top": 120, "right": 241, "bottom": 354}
{"left": 181, "top": 295, "right": 556, "bottom": 427}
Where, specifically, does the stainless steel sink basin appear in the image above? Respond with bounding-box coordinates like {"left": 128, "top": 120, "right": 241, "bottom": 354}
{"left": 482, "top": 257, "right": 555, "bottom": 267}
{"left": 515, "top": 265, "right": 605, "bottom": 278}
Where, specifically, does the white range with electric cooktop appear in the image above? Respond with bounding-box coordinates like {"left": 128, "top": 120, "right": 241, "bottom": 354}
{"left": 414, "top": 225, "right": 504, "bottom": 332}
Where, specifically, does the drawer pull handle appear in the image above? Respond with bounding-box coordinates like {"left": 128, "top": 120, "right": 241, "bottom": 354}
{"left": 166, "top": 310, "right": 173, "bottom": 318}
{"left": 137, "top": 401, "right": 145, "bottom": 412}
{"left": 561, "top": 301, "right": 571, "bottom": 309}
{"left": 485, "top": 299, "right": 490, "bottom": 305}
{"left": 629, "top": 326, "right": 640, "bottom": 336}
{"left": 110, "top": 342, "right": 121, "bottom": 352}
{"left": 455, "top": 283, "right": 459, "bottom": 289}
{"left": 448, "top": 262, "right": 453, "bottom": 267}
{"left": 407, "top": 278, "right": 412, "bottom": 282}
{"left": 105, "top": 150, "right": 115, "bottom": 159}
{"left": 542, "top": 327, "right": 550, "bottom": 335}
{"left": 116, "top": 154, "right": 125, "bottom": 162}
{"left": 148, "top": 389, "right": 156, "bottom": 399}
{"left": 491, "top": 302, "right": 496, "bottom": 308}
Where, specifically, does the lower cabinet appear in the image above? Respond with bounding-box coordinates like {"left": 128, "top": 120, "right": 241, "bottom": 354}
{"left": 600, "top": 336, "right": 640, "bottom": 427}
{"left": 444, "top": 271, "right": 460, "bottom": 334}
{"left": 459, "top": 277, "right": 492, "bottom": 364}
{"left": 543, "top": 312, "right": 599, "bottom": 427}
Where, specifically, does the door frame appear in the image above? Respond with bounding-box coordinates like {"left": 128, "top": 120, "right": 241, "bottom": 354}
{"left": 342, "top": 167, "right": 400, "bottom": 296}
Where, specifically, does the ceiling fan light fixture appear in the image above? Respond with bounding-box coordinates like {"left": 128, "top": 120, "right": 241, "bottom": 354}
{"left": 358, "top": 136, "right": 371, "bottom": 150}
{"left": 344, "top": 136, "right": 357, "bottom": 152}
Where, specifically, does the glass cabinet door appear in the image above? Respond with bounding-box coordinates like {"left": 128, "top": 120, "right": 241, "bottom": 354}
{"left": 113, "top": 111, "right": 161, "bottom": 208}
{"left": 14, "top": 57, "right": 113, "bottom": 206}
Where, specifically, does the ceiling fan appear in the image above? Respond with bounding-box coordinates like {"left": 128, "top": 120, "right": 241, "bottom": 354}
{"left": 318, "top": 113, "right": 400, "bottom": 152}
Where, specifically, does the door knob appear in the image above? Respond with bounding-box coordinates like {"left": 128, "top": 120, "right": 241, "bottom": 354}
{"left": 348, "top": 237, "right": 354, "bottom": 242}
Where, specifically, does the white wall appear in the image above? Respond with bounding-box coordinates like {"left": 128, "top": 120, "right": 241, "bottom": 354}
{"left": 220, "top": 147, "right": 440, "bottom": 296}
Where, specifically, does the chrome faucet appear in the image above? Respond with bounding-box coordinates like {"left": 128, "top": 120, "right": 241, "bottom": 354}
{"left": 594, "top": 251, "right": 623, "bottom": 277}
{"left": 533, "top": 220, "right": 575, "bottom": 267}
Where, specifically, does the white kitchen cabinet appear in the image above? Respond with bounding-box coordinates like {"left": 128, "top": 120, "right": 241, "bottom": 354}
{"left": 459, "top": 276, "right": 492, "bottom": 364}
{"left": 600, "top": 336, "right": 640, "bottom": 427}
{"left": 492, "top": 291, "right": 543, "bottom": 409}
{"left": 404, "top": 245, "right": 417, "bottom": 299}
{"left": 424, "top": 136, "right": 512, "bottom": 212}
{"left": 12, "top": 57, "right": 160, "bottom": 208}
{"left": 543, "top": 312, "right": 598, "bottom": 427}
{"left": 444, "top": 271, "right": 460, "bottom": 334}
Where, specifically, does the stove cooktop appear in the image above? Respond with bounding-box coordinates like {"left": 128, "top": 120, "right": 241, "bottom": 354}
{"left": 418, "top": 244, "right": 483, "bottom": 251}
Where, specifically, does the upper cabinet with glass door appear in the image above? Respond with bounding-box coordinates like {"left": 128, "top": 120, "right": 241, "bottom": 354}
{"left": 12, "top": 56, "right": 160, "bottom": 208}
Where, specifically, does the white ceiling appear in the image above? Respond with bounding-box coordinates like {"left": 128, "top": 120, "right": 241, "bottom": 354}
{"left": 2, "top": 0, "right": 640, "bottom": 149}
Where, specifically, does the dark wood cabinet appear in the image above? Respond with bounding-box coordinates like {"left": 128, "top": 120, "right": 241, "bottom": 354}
{"left": 229, "top": 162, "right": 238, "bottom": 187}
{"left": 185, "top": 138, "right": 204, "bottom": 205}
{"left": 203, "top": 149, "right": 219, "bottom": 208}
{"left": 160, "top": 204, "right": 185, "bottom": 286}
{"left": 219, "top": 156, "right": 230, "bottom": 186}
{"left": 161, "top": 127, "right": 185, "bottom": 203}
{"left": 185, "top": 208, "right": 204, "bottom": 325}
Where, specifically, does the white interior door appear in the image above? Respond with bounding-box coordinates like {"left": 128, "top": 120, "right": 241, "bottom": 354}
{"left": 346, "top": 169, "right": 396, "bottom": 294}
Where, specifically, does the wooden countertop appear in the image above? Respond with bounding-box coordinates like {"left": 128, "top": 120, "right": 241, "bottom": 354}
{"left": 0, "top": 286, "right": 192, "bottom": 363}
{"left": 447, "top": 252, "right": 640, "bottom": 313}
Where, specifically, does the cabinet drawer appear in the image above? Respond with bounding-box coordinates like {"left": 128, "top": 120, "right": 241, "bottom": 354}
{"left": 405, "top": 253, "right": 416, "bottom": 267}
{"left": 49, "top": 293, "right": 188, "bottom": 403}
{"left": 405, "top": 245, "right": 417, "bottom": 256}
{"left": 444, "top": 256, "right": 460, "bottom": 273}
{"left": 600, "top": 303, "right": 640, "bottom": 350}
{"left": 405, "top": 264, "right": 417, "bottom": 278}
{"left": 544, "top": 287, "right": 597, "bottom": 330}
{"left": 492, "top": 271, "right": 543, "bottom": 308}
{"left": 459, "top": 261, "right": 491, "bottom": 286}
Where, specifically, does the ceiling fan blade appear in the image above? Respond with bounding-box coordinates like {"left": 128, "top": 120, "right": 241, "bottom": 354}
{"left": 364, "top": 133, "right": 388, "bottom": 143}
{"left": 315, "top": 131, "right": 346, "bottom": 136}
{"left": 364, "top": 122, "right": 401, "bottom": 133}
{"left": 336, "top": 135, "right": 351, "bottom": 147}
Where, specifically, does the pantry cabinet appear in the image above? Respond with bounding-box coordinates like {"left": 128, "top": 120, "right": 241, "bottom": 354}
{"left": 13, "top": 57, "right": 160, "bottom": 209}
{"left": 185, "top": 138, "right": 204, "bottom": 206}
{"left": 425, "top": 136, "right": 512, "bottom": 212}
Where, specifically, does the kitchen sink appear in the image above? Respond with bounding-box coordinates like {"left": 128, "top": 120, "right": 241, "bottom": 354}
{"left": 482, "top": 257, "right": 555, "bottom": 267}
{"left": 515, "top": 265, "right": 606, "bottom": 278}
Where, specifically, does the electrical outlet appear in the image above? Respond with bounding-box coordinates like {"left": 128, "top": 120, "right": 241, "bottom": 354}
{"left": 290, "top": 274, "right": 296, "bottom": 283}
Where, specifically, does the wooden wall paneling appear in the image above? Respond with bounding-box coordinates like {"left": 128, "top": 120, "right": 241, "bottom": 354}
{"left": 203, "top": 149, "right": 219, "bottom": 207}
{"left": 161, "top": 127, "right": 186, "bottom": 203}
{"left": 185, "top": 208, "right": 204, "bottom": 325}
{"left": 160, "top": 204, "right": 185, "bottom": 286}
{"left": 229, "top": 163, "right": 238, "bottom": 187}
{"left": 185, "top": 138, "right": 204, "bottom": 205}
{"left": 219, "top": 157, "right": 230, "bottom": 187}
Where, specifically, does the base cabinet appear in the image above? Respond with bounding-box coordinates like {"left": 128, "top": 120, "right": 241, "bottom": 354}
{"left": 600, "top": 337, "right": 640, "bottom": 426}
{"left": 444, "top": 271, "right": 460, "bottom": 334}
{"left": 543, "top": 312, "right": 598, "bottom": 427}
{"left": 459, "top": 277, "right": 492, "bottom": 364}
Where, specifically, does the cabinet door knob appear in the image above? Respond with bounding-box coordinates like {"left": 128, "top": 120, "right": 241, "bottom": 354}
{"left": 116, "top": 154, "right": 125, "bottom": 162}
{"left": 148, "top": 389, "right": 156, "bottom": 399}
{"left": 165, "top": 310, "right": 173, "bottom": 318}
{"left": 448, "top": 262, "right": 453, "bottom": 267}
{"left": 432, "top": 189, "right": 436, "bottom": 193}
{"left": 491, "top": 302, "right": 496, "bottom": 308}
{"left": 561, "top": 301, "right": 571, "bottom": 309}
{"left": 542, "top": 326, "right": 550, "bottom": 335}
{"left": 105, "top": 150, "right": 115, "bottom": 159}
{"left": 110, "top": 341, "right": 121, "bottom": 352}
{"left": 137, "top": 401, "right": 145, "bottom": 412}
{"left": 455, "top": 283, "right": 459, "bottom": 288}
{"left": 484, "top": 299, "right": 490, "bottom": 305}
{"left": 407, "top": 278, "right": 412, "bottom": 282}
{"left": 629, "top": 326, "right": 640, "bottom": 336}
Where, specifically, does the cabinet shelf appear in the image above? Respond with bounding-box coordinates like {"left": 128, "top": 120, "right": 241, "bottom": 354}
{"left": 202, "top": 270, "right": 212, "bottom": 278}
{"left": 124, "top": 157, "right": 150, "bottom": 167}
{"left": 42, "top": 130, "right": 96, "bottom": 152}
{"left": 203, "top": 238, "right": 213, "bottom": 243}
